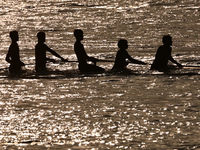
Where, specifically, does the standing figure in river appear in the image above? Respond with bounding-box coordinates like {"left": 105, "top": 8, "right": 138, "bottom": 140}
{"left": 6, "top": 31, "right": 25, "bottom": 75}
{"left": 151, "top": 35, "right": 182, "bottom": 72}
{"left": 73, "top": 29, "right": 105, "bottom": 73}
{"left": 35, "top": 31, "right": 67, "bottom": 74}
{"left": 111, "top": 39, "right": 146, "bottom": 72}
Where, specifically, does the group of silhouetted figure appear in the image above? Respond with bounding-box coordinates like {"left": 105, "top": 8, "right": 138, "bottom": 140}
{"left": 5, "top": 30, "right": 183, "bottom": 76}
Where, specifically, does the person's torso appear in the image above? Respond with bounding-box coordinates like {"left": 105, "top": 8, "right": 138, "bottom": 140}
{"left": 152, "top": 45, "right": 171, "bottom": 68}
{"left": 35, "top": 43, "right": 47, "bottom": 66}
{"left": 74, "top": 42, "right": 87, "bottom": 65}
{"left": 113, "top": 49, "right": 129, "bottom": 69}
{"left": 9, "top": 43, "right": 21, "bottom": 65}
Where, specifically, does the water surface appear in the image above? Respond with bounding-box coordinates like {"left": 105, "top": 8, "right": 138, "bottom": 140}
{"left": 0, "top": 0, "right": 200, "bottom": 149}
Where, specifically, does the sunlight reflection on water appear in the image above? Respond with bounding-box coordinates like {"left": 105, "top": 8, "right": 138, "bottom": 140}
{"left": 1, "top": 75, "right": 200, "bottom": 149}
{"left": 0, "top": 0, "right": 200, "bottom": 149}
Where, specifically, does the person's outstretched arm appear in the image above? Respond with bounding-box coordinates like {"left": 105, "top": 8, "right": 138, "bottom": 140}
{"left": 46, "top": 46, "right": 68, "bottom": 62}
{"left": 87, "top": 56, "right": 98, "bottom": 62}
{"left": 126, "top": 52, "right": 146, "bottom": 65}
{"left": 169, "top": 56, "right": 182, "bottom": 67}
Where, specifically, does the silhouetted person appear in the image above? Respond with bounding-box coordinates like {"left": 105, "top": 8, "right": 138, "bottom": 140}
{"left": 151, "top": 35, "right": 182, "bottom": 72}
{"left": 35, "top": 31, "right": 67, "bottom": 74}
{"left": 111, "top": 39, "right": 146, "bottom": 72}
{"left": 6, "top": 31, "right": 25, "bottom": 75}
{"left": 73, "top": 29, "right": 105, "bottom": 73}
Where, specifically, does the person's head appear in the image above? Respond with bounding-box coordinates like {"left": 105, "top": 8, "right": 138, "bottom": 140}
{"left": 74, "top": 29, "right": 83, "bottom": 41}
{"left": 162, "top": 35, "right": 172, "bottom": 46}
{"left": 10, "top": 31, "right": 18, "bottom": 42}
{"left": 37, "top": 31, "right": 46, "bottom": 43}
{"left": 118, "top": 39, "right": 128, "bottom": 49}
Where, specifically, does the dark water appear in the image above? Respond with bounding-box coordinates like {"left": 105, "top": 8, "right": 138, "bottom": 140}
{"left": 0, "top": 0, "right": 200, "bottom": 149}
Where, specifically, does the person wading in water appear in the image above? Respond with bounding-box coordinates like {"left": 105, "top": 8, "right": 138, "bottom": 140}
{"left": 6, "top": 31, "right": 25, "bottom": 75}
{"left": 73, "top": 29, "right": 105, "bottom": 73}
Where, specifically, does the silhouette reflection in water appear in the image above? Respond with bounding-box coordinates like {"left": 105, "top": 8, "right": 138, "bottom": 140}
{"left": 111, "top": 39, "right": 146, "bottom": 73}
{"left": 151, "top": 35, "right": 182, "bottom": 72}
{"left": 6, "top": 31, "right": 25, "bottom": 75}
{"left": 73, "top": 29, "right": 105, "bottom": 73}
{"left": 35, "top": 31, "right": 67, "bottom": 74}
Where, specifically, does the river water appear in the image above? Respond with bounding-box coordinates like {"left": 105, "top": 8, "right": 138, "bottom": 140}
{"left": 0, "top": 0, "right": 200, "bottom": 149}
